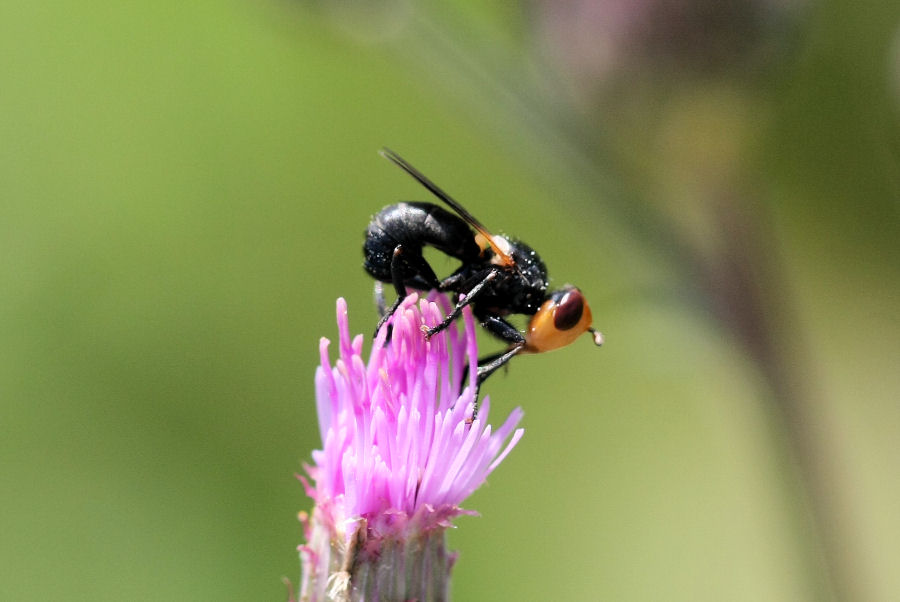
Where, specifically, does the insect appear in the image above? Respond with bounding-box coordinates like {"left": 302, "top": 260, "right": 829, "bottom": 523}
{"left": 364, "top": 148, "right": 603, "bottom": 387}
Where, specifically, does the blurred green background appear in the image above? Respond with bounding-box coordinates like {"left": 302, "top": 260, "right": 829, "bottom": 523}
{"left": 2, "top": 1, "right": 898, "bottom": 601}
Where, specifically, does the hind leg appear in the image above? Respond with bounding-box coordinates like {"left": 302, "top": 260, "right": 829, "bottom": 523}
{"left": 372, "top": 245, "right": 441, "bottom": 337}
{"left": 374, "top": 280, "right": 388, "bottom": 319}
{"left": 373, "top": 246, "right": 408, "bottom": 337}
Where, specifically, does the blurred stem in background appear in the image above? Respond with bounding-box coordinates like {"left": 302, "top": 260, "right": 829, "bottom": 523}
{"left": 308, "top": 0, "right": 898, "bottom": 600}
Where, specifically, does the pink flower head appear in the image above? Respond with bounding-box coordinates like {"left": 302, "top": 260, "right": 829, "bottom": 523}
{"left": 304, "top": 293, "right": 524, "bottom": 542}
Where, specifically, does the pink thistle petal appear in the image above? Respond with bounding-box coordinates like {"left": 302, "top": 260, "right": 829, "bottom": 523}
{"left": 490, "top": 426, "right": 525, "bottom": 474}
{"left": 303, "top": 294, "right": 524, "bottom": 540}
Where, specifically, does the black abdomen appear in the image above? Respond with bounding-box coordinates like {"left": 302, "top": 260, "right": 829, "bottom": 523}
{"left": 363, "top": 202, "right": 480, "bottom": 284}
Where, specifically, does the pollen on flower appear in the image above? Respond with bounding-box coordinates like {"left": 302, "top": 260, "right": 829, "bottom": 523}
{"left": 298, "top": 292, "right": 524, "bottom": 601}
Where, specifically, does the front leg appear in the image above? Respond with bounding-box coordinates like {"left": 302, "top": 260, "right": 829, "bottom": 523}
{"left": 476, "top": 345, "right": 524, "bottom": 385}
{"left": 458, "top": 316, "right": 526, "bottom": 420}
{"left": 476, "top": 315, "right": 526, "bottom": 385}
{"left": 457, "top": 315, "right": 526, "bottom": 393}
{"left": 424, "top": 269, "right": 499, "bottom": 339}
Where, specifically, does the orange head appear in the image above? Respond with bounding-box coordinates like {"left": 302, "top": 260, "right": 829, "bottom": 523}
{"left": 523, "top": 286, "right": 603, "bottom": 354}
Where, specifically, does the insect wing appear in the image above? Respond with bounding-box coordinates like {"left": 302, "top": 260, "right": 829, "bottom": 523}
{"left": 380, "top": 148, "right": 514, "bottom": 266}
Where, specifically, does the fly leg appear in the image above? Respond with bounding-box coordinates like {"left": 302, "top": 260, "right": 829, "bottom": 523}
{"left": 476, "top": 345, "right": 525, "bottom": 385}
{"left": 424, "top": 269, "right": 499, "bottom": 339}
{"left": 457, "top": 315, "right": 525, "bottom": 420}
{"left": 373, "top": 244, "right": 441, "bottom": 337}
{"left": 476, "top": 316, "right": 525, "bottom": 386}
{"left": 374, "top": 280, "right": 387, "bottom": 318}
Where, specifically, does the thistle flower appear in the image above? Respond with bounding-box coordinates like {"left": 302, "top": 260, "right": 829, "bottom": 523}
{"left": 298, "top": 293, "right": 524, "bottom": 602}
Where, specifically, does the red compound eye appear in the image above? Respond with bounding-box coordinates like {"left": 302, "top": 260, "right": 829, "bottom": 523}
{"left": 552, "top": 289, "right": 584, "bottom": 331}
